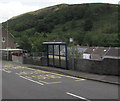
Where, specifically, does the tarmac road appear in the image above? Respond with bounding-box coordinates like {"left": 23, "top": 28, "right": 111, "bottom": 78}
{"left": 1, "top": 61, "right": 119, "bottom": 100}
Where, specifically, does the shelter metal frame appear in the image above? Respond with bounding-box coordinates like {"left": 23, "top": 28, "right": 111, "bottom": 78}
{"left": 42, "top": 42, "right": 68, "bottom": 69}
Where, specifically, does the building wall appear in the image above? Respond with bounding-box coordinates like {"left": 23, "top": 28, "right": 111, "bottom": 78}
{"left": 0, "top": 27, "right": 16, "bottom": 49}
{"left": 83, "top": 54, "right": 90, "bottom": 59}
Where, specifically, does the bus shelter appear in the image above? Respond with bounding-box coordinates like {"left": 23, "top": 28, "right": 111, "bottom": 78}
{"left": 42, "top": 42, "right": 68, "bottom": 69}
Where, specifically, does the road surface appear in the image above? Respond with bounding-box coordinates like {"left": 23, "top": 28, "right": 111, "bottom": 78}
{"left": 1, "top": 61, "right": 119, "bottom": 100}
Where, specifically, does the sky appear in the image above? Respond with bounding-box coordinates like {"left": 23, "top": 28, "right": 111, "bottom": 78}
{"left": 0, "top": 0, "right": 119, "bottom": 23}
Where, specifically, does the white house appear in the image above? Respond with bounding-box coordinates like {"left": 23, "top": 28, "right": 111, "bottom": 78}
{"left": 83, "top": 47, "right": 96, "bottom": 59}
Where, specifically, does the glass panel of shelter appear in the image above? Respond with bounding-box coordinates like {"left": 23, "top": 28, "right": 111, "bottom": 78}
{"left": 43, "top": 42, "right": 68, "bottom": 69}
{"left": 60, "top": 45, "right": 66, "bottom": 68}
{"left": 54, "top": 45, "right": 59, "bottom": 67}
{"left": 48, "top": 45, "right": 53, "bottom": 66}
{"left": 48, "top": 44, "right": 66, "bottom": 68}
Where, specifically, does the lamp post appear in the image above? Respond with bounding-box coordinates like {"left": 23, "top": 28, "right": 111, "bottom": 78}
{"left": 32, "top": 43, "right": 37, "bottom": 58}
{"left": 6, "top": 20, "right": 9, "bottom": 61}
{"left": 31, "top": 44, "right": 34, "bottom": 58}
{"left": 69, "top": 38, "right": 74, "bottom": 70}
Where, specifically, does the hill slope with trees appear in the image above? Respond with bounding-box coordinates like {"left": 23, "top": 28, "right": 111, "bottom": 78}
{"left": 2, "top": 3, "right": 119, "bottom": 51}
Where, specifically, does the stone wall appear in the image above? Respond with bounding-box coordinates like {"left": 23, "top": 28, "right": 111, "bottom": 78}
{"left": 12, "top": 55, "right": 23, "bottom": 63}
{"left": 69, "top": 58, "right": 119, "bottom": 76}
{"left": 23, "top": 57, "right": 47, "bottom": 66}
{"left": 23, "top": 56, "right": 119, "bottom": 76}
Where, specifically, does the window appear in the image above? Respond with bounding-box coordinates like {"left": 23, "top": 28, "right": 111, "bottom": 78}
{"left": 2, "top": 37, "right": 5, "bottom": 42}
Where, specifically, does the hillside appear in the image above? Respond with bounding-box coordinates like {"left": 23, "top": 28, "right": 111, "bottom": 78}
{"left": 2, "top": 3, "right": 119, "bottom": 51}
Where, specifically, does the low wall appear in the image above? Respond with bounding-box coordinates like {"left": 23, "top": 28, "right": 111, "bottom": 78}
{"left": 23, "top": 56, "right": 119, "bottom": 76}
{"left": 12, "top": 55, "right": 23, "bottom": 63}
{"left": 23, "top": 57, "right": 47, "bottom": 66}
{"left": 69, "top": 58, "right": 119, "bottom": 76}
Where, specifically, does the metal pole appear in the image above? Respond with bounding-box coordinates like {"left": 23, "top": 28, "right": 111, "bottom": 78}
{"left": 7, "top": 20, "right": 9, "bottom": 61}
{"left": 53, "top": 45, "right": 55, "bottom": 67}
{"left": 46, "top": 45, "right": 49, "bottom": 66}
{"left": 70, "top": 38, "right": 74, "bottom": 70}
{"left": 65, "top": 44, "right": 68, "bottom": 70}
{"left": 72, "top": 41, "right": 74, "bottom": 70}
{"left": 59, "top": 45, "right": 61, "bottom": 67}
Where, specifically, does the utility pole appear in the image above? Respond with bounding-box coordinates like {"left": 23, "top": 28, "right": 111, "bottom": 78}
{"left": 6, "top": 20, "right": 9, "bottom": 61}
{"left": 70, "top": 38, "right": 74, "bottom": 70}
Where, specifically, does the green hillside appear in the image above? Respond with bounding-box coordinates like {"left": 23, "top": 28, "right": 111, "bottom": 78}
{"left": 2, "top": 3, "right": 119, "bottom": 51}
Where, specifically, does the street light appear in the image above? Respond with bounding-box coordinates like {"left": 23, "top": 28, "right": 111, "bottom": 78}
{"left": 6, "top": 19, "right": 9, "bottom": 61}
{"left": 69, "top": 38, "right": 74, "bottom": 70}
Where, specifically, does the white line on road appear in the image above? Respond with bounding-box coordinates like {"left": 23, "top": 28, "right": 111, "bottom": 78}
{"left": 66, "top": 92, "right": 91, "bottom": 101}
{"left": 2, "top": 69, "right": 11, "bottom": 73}
{"left": 19, "top": 76, "right": 44, "bottom": 85}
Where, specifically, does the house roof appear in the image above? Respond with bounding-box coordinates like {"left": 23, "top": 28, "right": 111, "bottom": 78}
{"left": 0, "top": 27, "right": 15, "bottom": 38}
{"left": 84, "top": 47, "right": 96, "bottom": 54}
{"left": 92, "top": 47, "right": 109, "bottom": 56}
{"left": 105, "top": 47, "right": 120, "bottom": 57}
{"left": 76, "top": 46, "right": 88, "bottom": 53}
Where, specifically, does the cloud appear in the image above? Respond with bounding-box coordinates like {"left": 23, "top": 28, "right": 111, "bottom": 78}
{"left": 0, "top": 1, "right": 39, "bottom": 23}
{"left": 0, "top": 0, "right": 119, "bottom": 23}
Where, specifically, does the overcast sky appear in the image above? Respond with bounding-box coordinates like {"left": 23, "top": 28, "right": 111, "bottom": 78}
{"left": 0, "top": 0, "right": 119, "bottom": 23}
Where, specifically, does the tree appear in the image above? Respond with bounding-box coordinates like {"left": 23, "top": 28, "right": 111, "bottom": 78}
{"left": 18, "top": 35, "right": 32, "bottom": 51}
{"left": 83, "top": 19, "right": 93, "bottom": 31}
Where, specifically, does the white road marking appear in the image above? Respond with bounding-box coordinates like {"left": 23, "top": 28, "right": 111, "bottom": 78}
{"left": 66, "top": 92, "right": 90, "bottom": 101}
{"left": 19, "top": 75, "right": 44, "bottom": 85}
{"left": 2, "top": 69, "right": 11, "bottom": 73}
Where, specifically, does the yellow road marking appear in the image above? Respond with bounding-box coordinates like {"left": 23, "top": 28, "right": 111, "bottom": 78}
{"left": 16, "top": 70, "right": 48, "bottom": 75}
{"left": 39, "top": 70, "right": 85, "bottom": 81}
{"left": 38, "top": 80, "right": 62, "bottom": 84}
{"left": 29, "top": 74, "right": 62, "bottom": 80}
{"left": 74, "top": 79, "right": 85, "bottom": 81}
{"left": 3, "top": 66, "right": 26, "bottom": 69}
{"left": 19, "top": 75, "right": 62, "bottom": 84}
{"left": 17, "top": 68, "right": 85, "bottom": 81}
{"left": 12, "top": 66, "right": 26, "bottom": 69}
{"left": 3, "top": 64, "right": 85, "bottom": 81}
{"left": 27, "top": 68, "right": 35, "bottom": 71}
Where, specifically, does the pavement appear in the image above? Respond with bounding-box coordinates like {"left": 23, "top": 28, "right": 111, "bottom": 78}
{"left": 3, "top": 60, "right": 119, "bottom": 85}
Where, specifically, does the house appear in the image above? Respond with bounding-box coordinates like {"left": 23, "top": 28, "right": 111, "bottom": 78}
{"left": 83, "top": 47, "right": 96, "bottom": 59}
{"left": 0, "top": 27, "right": 16, "bottom": 49}
{"left": 91, "top": 47, "right": 109, "bottom": 60}
{"left": 76, "top": 45, "right": 88, "bottom": 53}
{"left": 104, "top": 47, "right": 120, "bottom": 59}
